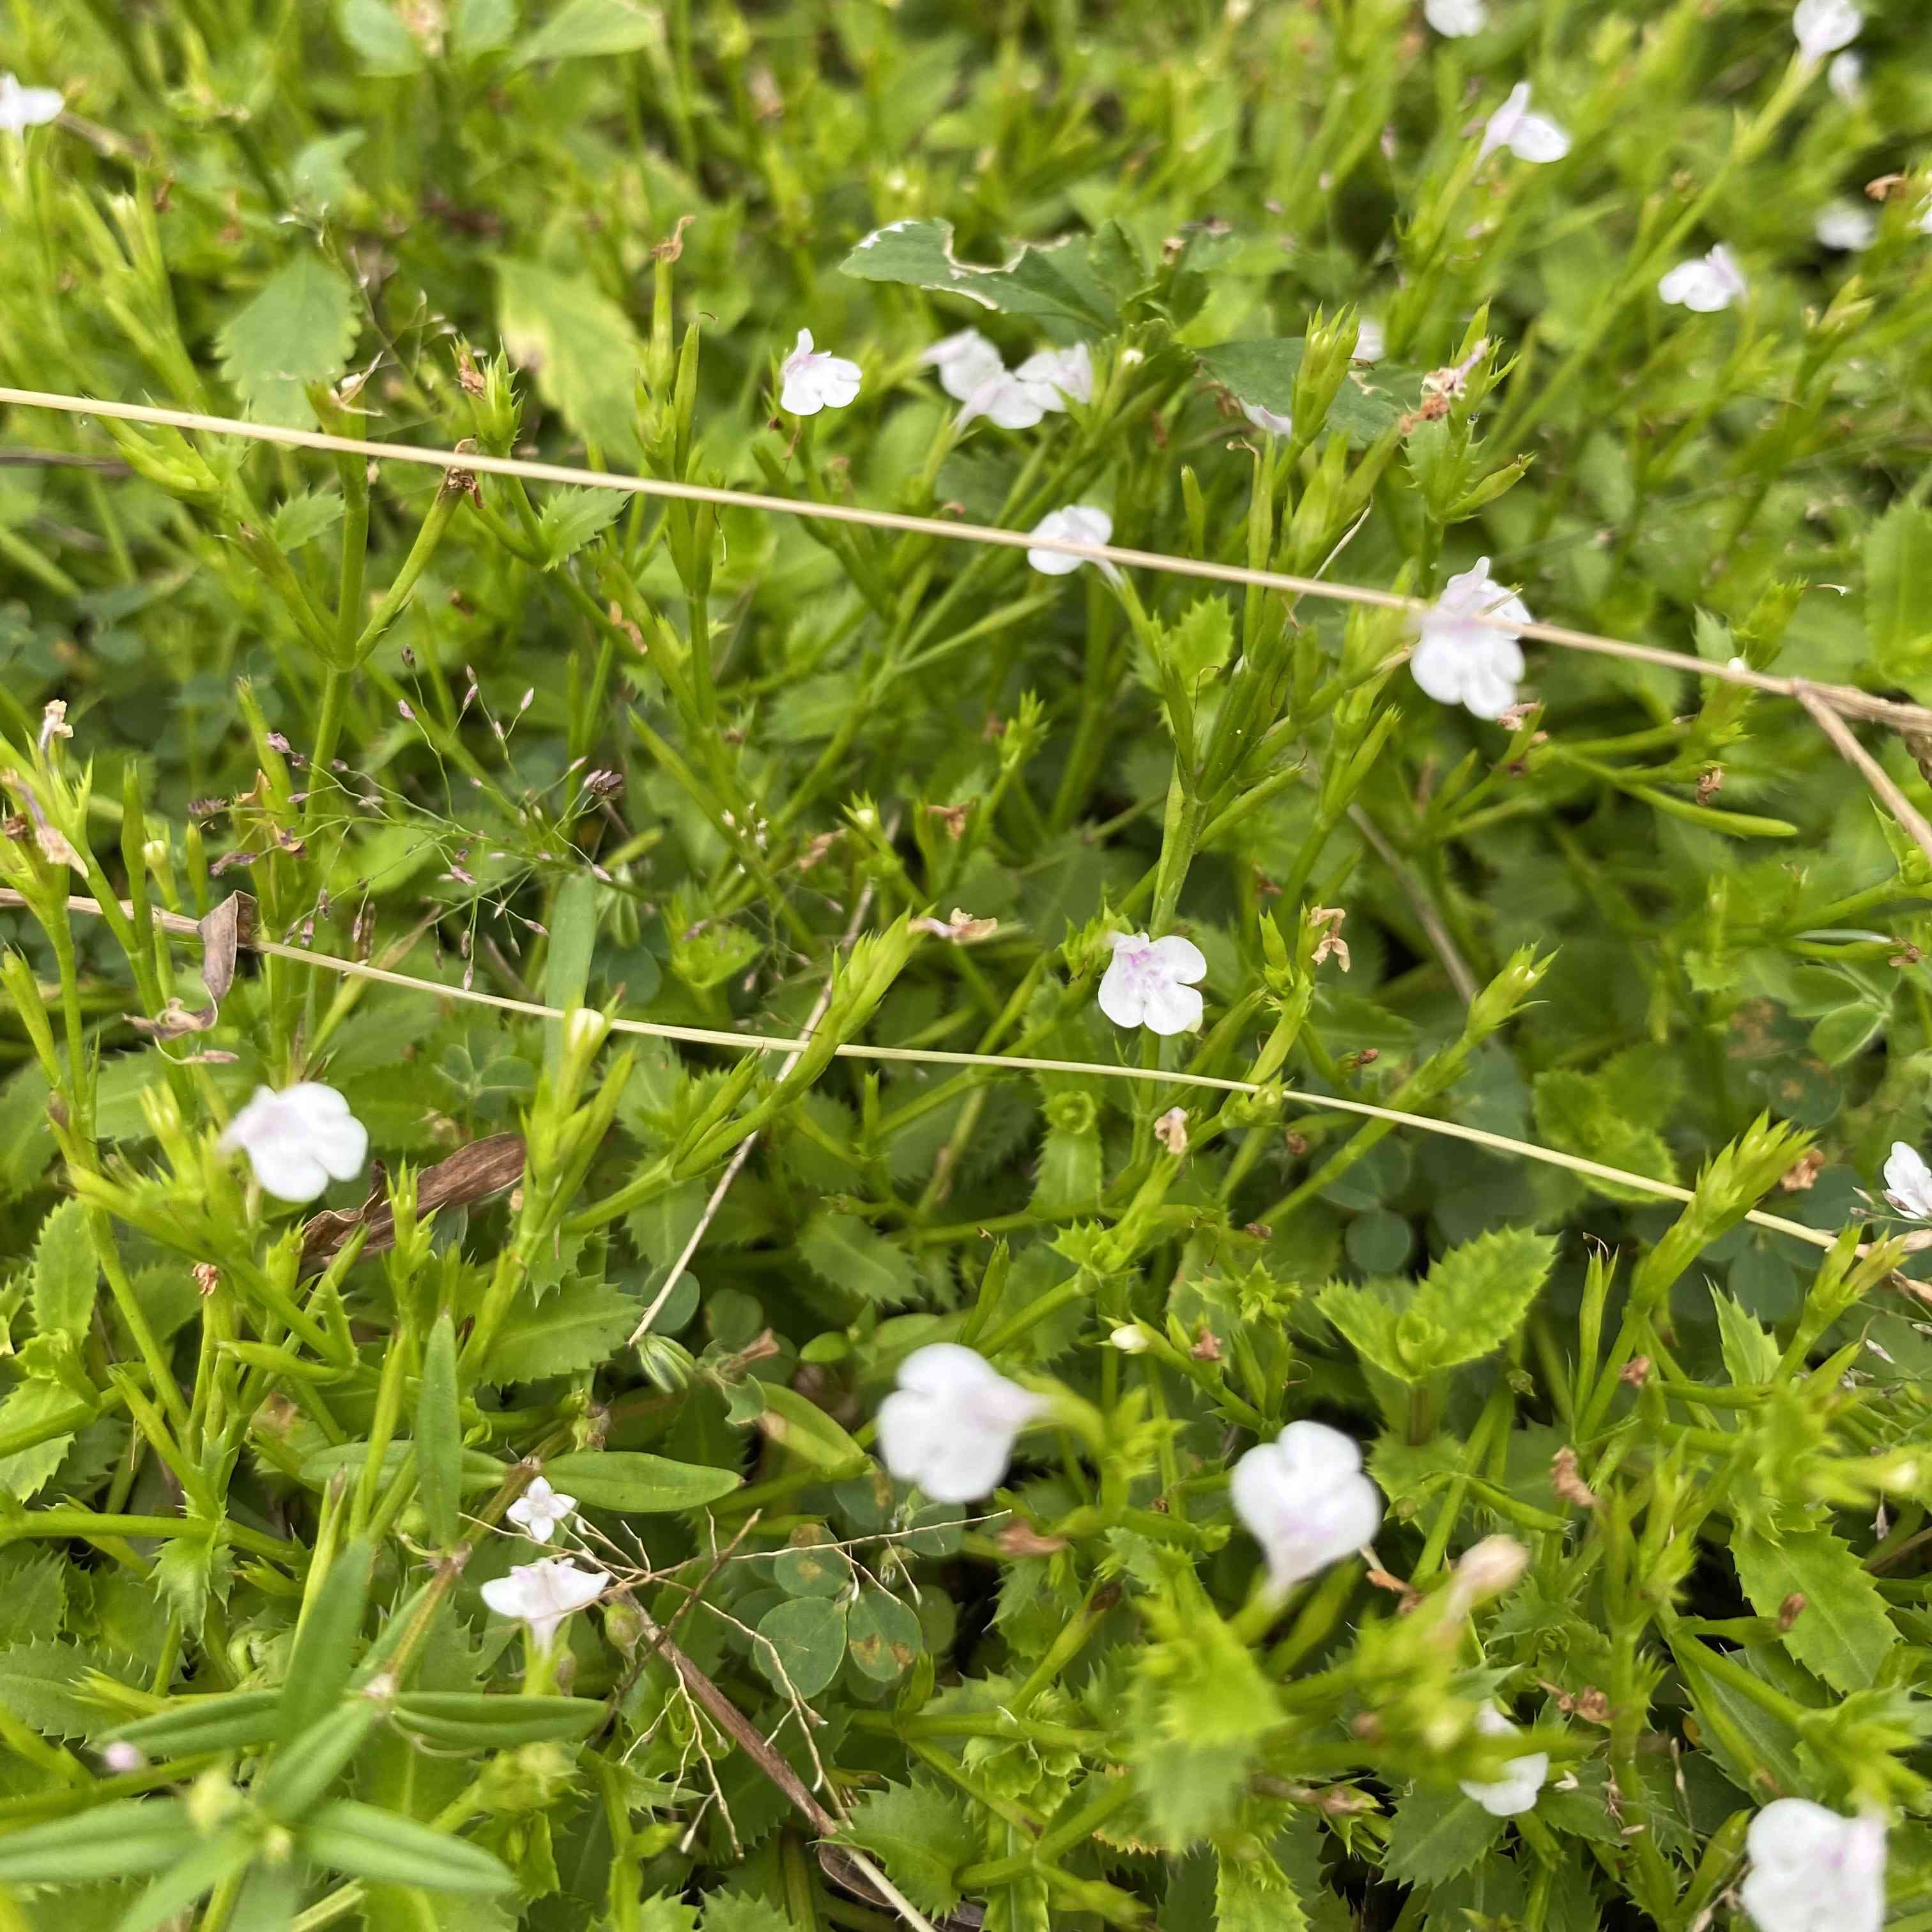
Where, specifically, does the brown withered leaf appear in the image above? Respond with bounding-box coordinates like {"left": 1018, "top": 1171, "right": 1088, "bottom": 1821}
{"left": 125, "top": 892, "right": 256, "bottom": 1041}
{"left": 299, "top": 1132, "right": 526, "bottom": 1270}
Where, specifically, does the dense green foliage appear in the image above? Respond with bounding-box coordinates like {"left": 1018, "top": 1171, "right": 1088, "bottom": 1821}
{"left": 1, "top": 0, "right": 1931, "bottom": 1927}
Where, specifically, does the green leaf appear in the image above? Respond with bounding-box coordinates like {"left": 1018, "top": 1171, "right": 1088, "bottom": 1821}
{"left": 749, "top": 1383, "right": 868, "bottom": 1473}
{"left": 540, "top": 1448, "right": 741, "bottom": 1512}
{"left": 217, "top": 252, "right": 362, "bottom": 427}
{"left": 517, "top": 0, "right": 659, "bottom": 60}
{"left": 496, "top": 260, "right": 647, "bottom": 461}
{"left": 107, "top": 1690, "right": 283, "bottom": 1755}
{"left": 1381, "top": 1786, "right": 1505, "bottom": 1885}
{"left": 31, "top": 1198, "right": 96, "bottom": 1344}
{"left": 298, "top": 1442, "right": 505, "bottom": 1491}
{"left": 847, "top": 1587, "right": 923, "bottom": 1682}
{"left": 1195, "top": 339, "right": 1405, "bottom": 443}
{"left": 1533, "top": 1068, "right": 1678, "bottom": 1203}
{"left": 1731, "top": 1526, "right": 1896, "bottom": 1694}
{"left": 843, "top": 1782, "right": 978, "bottom": 1916}
{"left": 337, "top": 0, "right": 427, "bottom": 73}
{"left": 838, "top": 218, "right": 1127, "bottom": 331}
{"left": 0, "top": 1797, "right": 196, "bottom": 1883}
{"left": 702, "top": 1894, "right": 794, "bottom": 1932}
{"left": 452, "top": 0, "right": 519, "bottom": 54}
{"left": 1710, "top": 1289, "right": 1779, "bottom": 1386}
{"left": 111, "top": 1830, "right": 255, "bottom": 1932}
{"left": 1314, "top": 1278, "right": 1407, "bottom": 1380}
{"left": 153, "top": 1534, "right": 232, "bottom": 1639}
{"left": 772, "top": 1524, "right": 852, "bottom": 1598}
{"left": 391, "top": 1692, "right": 601, "bottom": 1747}
{"left": 0, "top": 1639, "right": 119, "bottom": 1740}
{"left": 1807, "top": 1002, "right": 1887, "bottom": 1067}
{"left": 1866, "top": 501, "right": 1932, "bottom": 682}
{"left": 797, "top": 1213, "right": 918, "bottom": 1307}
{"left": 754, "top": 1596, "right": 847, "bottom": 1697}
{"left": 300, "top": 1800, "right": 516, "bottom": 1894}
{"left": 535, "top": 486, "right": 625, "bottom": 568}
{"left": 543, "top": 872, "right": 599, "bottom": 1077}
{"left": 1408, "top": 1227, "right": 1558, "bottom": 1371}
{"left": 417, "top": 1314, "right": 463, "bottom": 1549}
{"left": 280, "top": 1540, "right": 374, "bottom": 1740}
{"left": 1216, "top": 1849, "right": 1309, "bottom": 1932}
{"left": 268, "top": 487, "right": 346, "bottom": 552}
{"left": 484, "top": 1278, "right": 638, "bottom": 1383}
{"left": 637, "top": 1899, "right": 700, "bottom": 1932}
{"left": 0, "top": 1380, "right": 80, "bottom": 1499}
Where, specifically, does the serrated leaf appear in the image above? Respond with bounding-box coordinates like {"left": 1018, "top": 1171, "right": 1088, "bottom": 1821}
{"left": 843, "top": 1782, "right": 977, "bottom": 1915}
{"left": 496, "top": 261, "right": 647, "bottom": 461}
{"left": 1532, "top": 1068, "right": 1678, "bottom": 1203}
{"left": 217, "top": 253, "right": 362, "bottom": 428}
{"left": 1195, "top": 339, "right": 1406, "bottom": 443}
{"left": 0, "top": 1380, "right": 80, "bottom": 1499}
{"left": 755, "top": 1597, "right": 847, "bottom": 1698}
{"left": 1711, "top": 1289, "right": 1779, "bottom": 1387}
{"left": 483, "top": 1278, "right": 638, "bottom": 1383}
{"left": 839, "top": 218, "right": 1124, "bottom": 330}
{"left": 153, "top": 1534, "right": 232, "bottom": 1637}
{"left": 847, "top": 1586, "right": 922, "bottom": 1681}
{"left": 1867, "top": 501, "right": 1932, "bottom": 683}
{"left": 268, "top": 487, "right": 346, "bottom": 553}
{"left": 1314, "top": 1277, "right": 1407, "bottom": 1380}
{"left": 1216, "top": 1849, "right": 1308, "bottom": 1932}
{"left": 702, "top": 1894, "right": 793, "bottom": 1932}
{"left": 797, "top": 1213, "right": 918, "bottom": 1307}
{"left": 636, "top": 1898, "right": 700, "bottom": 1932}
{"left": 535, "top": 485, "right": 624, "bottom": 567}
{"left": 0, "top": 1639, "right": 119, "bottom": 1740}
{"left": 30, "top": 1199, "right": 95, "bottom": 1344}
{"left": 517, "top": 0, "right": 659, "bottom": 61}
{"left": 1381, "top": 1786, "right": 1505, "bottom": 1885}
{"left": 1731, "top": 1525, "right": 1896, "bottom": 1694}
{"left": 1408, "top": 1227, "right": 1558, "bottom": 1372}
{"left": 540, "top": 1449, "right": 740, "bottom": 1512}
{"left": 452, "top": 0, "right": 519, "bottom": 54}
{"left": 337, "top": 0, "right": 427, "bottom": 73}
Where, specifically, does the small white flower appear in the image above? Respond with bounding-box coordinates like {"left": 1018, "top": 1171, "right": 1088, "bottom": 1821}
{"left": 1109, "top": 1324, "right": 1150, "bottom": 1354}
{"left": 1230, "top": 1421, "right": 1382, "bottom": 1593}
{"left": 1479, "top": 83, "right": 1570, "bottom": 164}
{"left": 1659, "top": 244, "right": 1749, "bottom": 312}
{"left": 1014, "top": 341, "right": 1094, "bottom": 406}
{"left": 1816, "top": 200, "right": 1877, "bottom": 250}
{"left": 1883, "top": 1142, "right": 1932, "bottom": 1218}
{"left": 959, "top": 370, "right": 1053, "bottom": 431}
{"left": 1828, "top": 50, "right": 1864, "bottom": 102}
{"left": 1459, "top": 1705, "right": 1550, "bottom": 1817}
{"left": 922, "top": 329, "right": 1004, "bottom": 402}
{"left": 1741, "top": 1800, "right": 1886, "bottom": 1932}
{"left": 100, "top": 1742, "right": 146, "bottom": 1774}
{"left": 1026, "top": 504, "right": 1119, "bottom": 583}
{"left": 1098, "top": 931, "right": 1207, "bottom": 1036}
{"left": 0, "top": 75, "right": 63, "bottom": 136}
{"left": 506, "top": 1476, "right": 578, "bottom": 1544}
{"left": 564, "top": 1008, "right": 609, "bottom": 1054}
{"left": 779, "top": 330, "right": 862, "bottom": 415}
{"left": 219, "top": 1084, "right": 369, "bottom": 1204}
{"left": 877, "top": 1344, "right": 1047, "bottom": 1503}
{"left": 1425, "top": 0, "right": 1488, "bottom": 36}
{"left": 1793, "top": 0, "right": 1862, "bottom": 64}
{"left": 1242, "top": 401, "right": 1296, "bottom": 438}
{"left": 1411, "top": 557, "right": 1531, "bottom": 720}
{"left": 1354, "top": 316, "right": 1387, "bottom": 363}
{"left": 480, "top": 1558, "right": 609, "bottom": 1651}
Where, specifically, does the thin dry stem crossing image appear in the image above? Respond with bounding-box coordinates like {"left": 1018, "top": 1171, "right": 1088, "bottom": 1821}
{"left": 0, "top": 1, "right": 1930, "bottom": 1931}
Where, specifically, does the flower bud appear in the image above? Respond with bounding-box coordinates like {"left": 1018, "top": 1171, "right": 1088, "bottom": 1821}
{"left": 1109, "top": 1324, "right": 1150, "bottom": 1354}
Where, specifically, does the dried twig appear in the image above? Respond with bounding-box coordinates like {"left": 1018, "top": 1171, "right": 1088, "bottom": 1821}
{"left": 1791, "top": 680, "right": 1932, "bottom": 872}
{"left": 1346, "top": 804, "right": 1480, "bottom": 1005}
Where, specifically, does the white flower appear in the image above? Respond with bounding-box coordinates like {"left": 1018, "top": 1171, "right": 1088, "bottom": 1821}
{"left": 1883, "top": 1142, "right": 1932, "bottom": 1218}
{"left": 960, "top": 370, "right": 1054, "bottom": 431}
{"left": 1026, "top": 504, "right": 1119, "bottom": 582}
{"left": 1459, "top": 1705, "right": 1550, "bottom": 1817}
{"left": 0, "top": 75, "right": 62, "bottom": 135}
{"left": 1242, "top": 401, "right": 1296, "bottom": 438}
{"left": 1828, "top": 51, "right": 1864, "bottom": 102}
{"left": 1411, "top": 557, "right": 1531, "bottom": 720}
{"left": 1015, "top": 341, "right": 1094, "bottom": 406}
{"left": 219, "top": 1084, "right": 369, "bottom": 1204}
{"left": 877, "top": 1344, "right": 1047, "bottom": 1503}
{"left": 1793, "top": 0, "right": 1861, "bottom": 63}
{"left": 923, "top": 329, "right": 1004, "bottom": 402}
{"left": 779, "top": 330, "right": 861, "bottom": 415}
{"left": 100, "top": 1742, "right": 146, "bottom": 1774}
{"left": 1741, "top": 1800, "right": 1886, "bottom": 1932}
{"left": 506, "top": 1476, "right": 578, "bottom": 1544}
{"left": 1354, "top": 316, "right": 1386, "bottom": 363}
{"left": 1109, "top": 1324, "right": 1150, "bottom": 1354}
{"left": 481, "top": 1558, "right": 608, "bottom": 1650}
{"left": 1230, "top": 1422, "right": 1382, "bottom": 1593}
{"left": 1425, "top": 0, "right": 1487, "bottom": 36}
{"left": 1659, "top": 244, "right": 1749, "bottom": 312}
{"left": 1816, "top": 200, "right": 1876, "bottom": 250}
{"left": 1098, "top": 931, "right": 1207, "bottom": 1036}
{"left": 1479, "top": 83, "right": 1570, "bottom": 164}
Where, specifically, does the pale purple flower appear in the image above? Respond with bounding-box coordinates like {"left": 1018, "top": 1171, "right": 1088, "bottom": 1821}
{"left": 220, "top": 1084, "right": 368, "bottom": 1204}
{"left": 1816, "top": 201, "right": 1876, "bottom": 250}
{"left": 1425, "top": 0, "right": 1487, "bottom": 35}
{"left": 1026, "top": 504, "right": 1120, "bottom": 583}
{"left": 1242, "top": 401, "right": 1296, "bottom": 438}
{"left": 1015, "top": 342, "right": 1094, "bottom": 406}
{"left": 922, "top": 330, "right": 1004, "bottom": 403}
{"left": 480, "top": 1558, "right": 609, "bottom": 1650}
{"left": 0, "top": 76, "right": 61, "bottom": 136}
{"left": 1410, "top": 557, "right": 1531, "bottom": 719}
{"left": 1828, "top": 51, "right": 1864, "bottom": 103}
{"left": 1658, "top": 245, "right": 1749, "bottom": 312}
{"left": 1793, "top": 0, "right": 1861, "bottom": 64}
{"left": 1741, "top": 1801, "right": 1885, "bottom": 1932}
{"left": 1098, "top": 932, "right": 1206, "bottom": 1036}
{"left": 1230, "top": 1422, "right": 1382, "bottom": 1593}
{"left": 779, "top": 330, "right": 861, "bottom": 415}
{"left": 506, "top": 1476, "right": 577, "bottom": 1544}
{"left": 877, "top": 1344, "right": 1046, "bottom": 1503}
{"left": 1479, "top": 84, "right": 1570, "bottom": 164}
{"left": 1883, "top": 1142, "right": 1932, "bottom": 1218}
{"left": 1459, "top": 1705, "right": 1550, "bottom": 1817}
